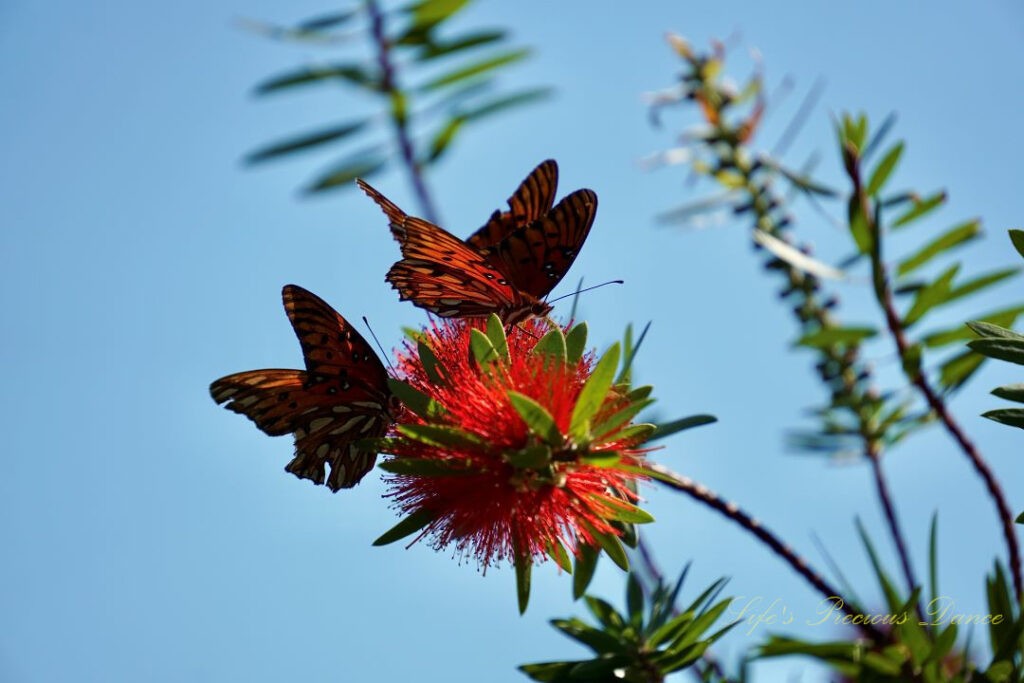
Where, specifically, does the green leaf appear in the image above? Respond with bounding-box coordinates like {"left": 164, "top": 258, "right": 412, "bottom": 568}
{"left": 580, "top": 451, "right": 622, "bottom": 467}
{"left": 545, "top": 540, "right": 572, "bottom": 573}
{"left": 627, "top": 385, "right": 653, "bottom": 401}
{"left": 584, "top": 596, "right": 626, "bottom": 632}
{"left": 378, "top": 457, "right": 473, "bottom": 476}
{"left": 866, "top": 141, "right": 904, "bottom": 196}
{"left": 508, "top": 392, "right": 563, "bottom": 446}
{"left": 938, "top": 349, "right": 985, "bottom": 391}
{"left": 570, "top": 343, "right": 621, "bottom": 439}
{"left": 1010, "top": 229, "right": 1024, "bottom": 259}
{"left": 416, "top": 30, "right": 505, "bottom": 61}
{"left": 617, "top": 321, "right": 651, "bottom": 385}
{"left": 517, "top": 661, "right": 577, "bottom": 682}
{"left": 565, "top": 323, "right": 588, "bottom": 364}
{"left": 650, "top": 415, "right": 717, "bottom": 441}
{"left": 397, "top": 424, "right": 483, "bottom": 449}
{"left": 903, "top": 264, "right": 958, "bottom": 327}
{"left": 245, "top": 120, "right": 369, "bottom": 164}
{"left": 1016, "top": 511, "right": 1024, "bottom": 524}
{"left": 407, "top": 0, "right": 471, "bottom": 26}
{"left": 297, "top": 10, "right": 359, "bottom": 31}
{"left": 533, "top": 327, "right": 567, "bottom": 364}
{"left": 417, "top": 340, "right": 448, "bottom": 385}
{"left": 572, "top": 545, "right": 599, "bottom": 600}
{"left": 306, "top": 154, "right": 387, "bottom": 193}
{"left": 588, "top": 527, "right": 629, "bottom": 571}
{"left": 505, "top": 444, "right": 552, "bottom": 469}
{"left": 460, "top": 87, "right": 552, "bottom": 122}
{"left": 387, "top": 378, "right": 446, "bottom": 419}
{"left": 373, "top": 509, "right": 436, "bottom": 546}
{"left": 255, "top": 64, "right": 376, "bottom": 94}
{"left": 982, "top": 408, "right": 1024, "bottom": 429}
{"left": 967, "top": 321, "right": 1024, "bottom": 341}
{"left": 514, "top": 542, "right": 532, "bottom": 614}
{"left": 469, "top": 328, "right": 499, "bottom": 365}
{"left": 947, "top": 267, "right": 1019, "bottom": 302}
{"left": 550, "top": 618, "right": 624, "bottom": 654}
{"left": 892, "top": 190, "right": 946, "bottom": 229}
{"left": 796, "top": 326, "right": 876, "bottom": 348}
{"left": 483, "top": 314, "right": 510, "bottom": 362}
{"left": 993, "top": 384, "right": 1024, "bottom": 403}
{"left": 626, "top": 574, "right": 644, "bottom": 627}
{"left": 426, "top": 115, "right": 465, "bottom": 163}
{"left": 601, "top": 423, "right": 656, "bottom": 445}
{"left": 592, "top": 398, "right": 655, "bottom": 441}
{"left": 896, "top": 219, "right": 981, "bottom": 277}
{"left": 420, "top": 49, "right": 531, "bottom": 92}
{"left": 921, "top": 305, "right": 1024, "bottom": 347}
{"left": 602, "top": 498, "right": 655, "bottom": 524}
{"left": 968, "top": 338, "right": 1024, "bottom": 365}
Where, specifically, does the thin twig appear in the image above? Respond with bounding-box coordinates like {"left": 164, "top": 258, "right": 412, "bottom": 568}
{"left": 643, "top": 461, "right": 885, "bottom": 642}
{"left": 365, "top": 0, "right": 440, "bottom": 224}
{"left": 856, "top": 157, "right": 1024, "bottom": 598}
{"left": 866, "top": 441, "right": 921, "bottom": 609}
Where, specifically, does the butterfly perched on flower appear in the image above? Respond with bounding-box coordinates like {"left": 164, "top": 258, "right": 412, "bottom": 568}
{"left": 357, "top": 159, "right": 597, "bottom": 325}
{"left": 210, "top": 285, "right": 400, "bottom": 491}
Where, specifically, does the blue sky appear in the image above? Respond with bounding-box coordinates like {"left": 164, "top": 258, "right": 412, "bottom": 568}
{"left": 2, "top": 1, "right": 1023, "bottom": 681}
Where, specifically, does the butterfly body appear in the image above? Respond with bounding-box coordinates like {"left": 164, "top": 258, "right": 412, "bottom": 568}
{"left": 210, "top": 285, "right": 398, "bottom": 491}
{"left": 358, "top": 159, "right": 596, "bottom": 324}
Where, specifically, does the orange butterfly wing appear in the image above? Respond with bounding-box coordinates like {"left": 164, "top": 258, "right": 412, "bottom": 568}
{"left": 357, "top": 179, "right": 529, "bottom": 319}
{"left": 210, "top": 285, "right": 393, "bottom": 491}
{"left": 479, "top": 189, "right": 598, "bottom": 300}
{"left": 466, "top": 159, "right": 559, "bottom": 250}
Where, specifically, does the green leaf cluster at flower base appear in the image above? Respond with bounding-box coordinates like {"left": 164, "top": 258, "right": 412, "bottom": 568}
{"left": 520, "top": 569, "right": 737, "bottom": 683}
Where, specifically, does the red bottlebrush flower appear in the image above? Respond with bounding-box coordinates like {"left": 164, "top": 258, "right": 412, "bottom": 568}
{"left": 371, "top": 315, "right": 657, "bottom": 611}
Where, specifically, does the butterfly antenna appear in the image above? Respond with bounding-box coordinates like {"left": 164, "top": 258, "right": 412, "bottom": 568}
{"left": 362, "top": 316, "right": 396, "bottom": 373}
{"left": 548, "top": 279, "right": 624, "bottom": 305}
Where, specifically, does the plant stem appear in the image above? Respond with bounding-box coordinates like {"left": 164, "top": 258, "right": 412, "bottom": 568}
{"left": 365, "top": 0, "right": 440, "bottom": 224}
{"left": 643, "top": 462, "right": 885, "bottom": 642}
{"left": 866, "top": 441, "right": 920, "bottom": 609}
{"left": 856, "top": 162, "right": 1024, "bottom": 598}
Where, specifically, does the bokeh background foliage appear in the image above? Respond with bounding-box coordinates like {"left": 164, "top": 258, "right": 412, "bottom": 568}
{"left": 2, "top": 0, "right": 1024, "bottom": 681}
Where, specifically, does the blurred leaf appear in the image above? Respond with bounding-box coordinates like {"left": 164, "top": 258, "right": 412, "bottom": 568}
{"left": 797, "top": 326, "right": 876, "bottom": 348}
{"left": 992, "top": 384, "right": 1024, "bottom": 403}
{"left": 245, "top": 120, "right": 370, "bottom": 163}
{"left": 939, "top": 349, "right": 985, "bottom": 392}
{"left": 760, "top": 155, "right": 838, "bottom": 197}
{"left": 508, "top": 392, "right": 564, "bottom": 447}
{"left": 417, "top": 340, "right": 448, "bottom": 385}
{"left": 617, "top": 321, "right": 651, "bottom": 384}
{"left": 947, "top": 267, "right": 1019, "bottom": 302}
{"left": 586, "top": 525, "right": 629, "bottom": 571}
{"left": 626, "top": 574, "right": 644, "bottom": 627}
{"left": 546, "top": 540, "right": 573, "bottom": 573}
{"left": 505, "top": 444, "right": 551, "bottom": 469}
{"left": 255, "top": 63, "right": 376, "bottom": 94}
{"left": 460, "top": 87, "right": 552, "bottom": 122}
{"left": 425, "top": 115, "right": 465, "bottom": 162}
{"left": 514, "top": 542, "right": 532, "bottom": 614}
{"left": 298, "top": 9, "right": 360, "bottom": 31}
{"left": 921, "top": 304, "right": 1024, "bottom": 347}
{"left": 895, "top": 219, "right": 980, "bottom": 277}
{"left": 406, "top": 0, "right": 471, "bottom": 26}
{"left": 968, "top": 338, "right": 1024, "bottom": 365}
{"left": 573, "top": 545, "right": 599, "bottom": 599}
{"left": 903, "top": 264, "right": 958, "bottom": 327}
{"left": 1010, "top": 229, "right": 1024, "bottom": 259}
{"left": 866, "top": 141, "right": 904, "bottom": 196}
{"left": 891, "top": 190, "right": 947, "bottom": 229}
{"left": 373, "top": 509, "right": 436, "bottom": 546}
{"left": 593, "top": 398, "right": 655, "bottom": 441}
{"left": 417, "top": 30, "right": 505, "bottom": 60}
{"left": 420, "top": 48, "right": 530, "bottom": 91}
{"left": 753, "top": 229, "right": 846, "bottom": 280}
{"left": 550, "top": 618, "right": 624, "bottom": 654}
{"left": 305, "top": 153, "right": 387, "bottom": 193}
{"left": 517, "top": 661, "right": 576, "bottom": 682}
{"left": 650, "top": 414, "right": 717, "bottom": 441}
{"left": 862, "top": 111, "right": 898, "bottom": 160}
{"left": 534, "top": 327, "right": 568, "bottom": 365}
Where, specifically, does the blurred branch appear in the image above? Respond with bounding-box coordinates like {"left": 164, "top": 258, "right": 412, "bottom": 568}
{"left": 366, "top": 0, "right": 439, "bottom": 222}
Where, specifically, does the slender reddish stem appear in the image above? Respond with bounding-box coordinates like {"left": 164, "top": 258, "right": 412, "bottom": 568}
{"left": 365, "top": 0, "right": 440, "bottom": 224}
{"left": 644, "top": 462, "right": 885, "bottom": 641}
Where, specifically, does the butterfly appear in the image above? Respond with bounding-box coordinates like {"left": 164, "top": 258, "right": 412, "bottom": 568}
{"left": 357, "top": 159, "right": 597, "bottom": 325}
{"left": 210, "top": 284, "right": 399, "bottom": 491}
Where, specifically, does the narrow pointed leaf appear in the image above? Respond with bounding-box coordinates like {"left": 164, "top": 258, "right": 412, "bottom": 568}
{"left": 387, "top": 378, "right": 446, "bottom": 419}
{"left": 892, "top": 190, "right": 946, "bottom": 229}
{"left": 397, "top": 424, "right": 483, "bottom": 449}
{"left": 896, "top": 220, "right": 980, "bottom": 277}
{"left": 306, "top": 155, "right": 387, "bottom": 193}
{"left": 565, "top": 323, "right": 588, "bottom": 364}
{"left": 967, "top": 321, "right": 1024, "bottom": 341}
{"left": 378, "top": 457, "right": 474, "bottom": 476}
{"left": 534, "top": 327, "right": 567, "bottom": 364}
{"left": 420, "top": 49, "right": 530, "bottom": 92}
{"left": 947, "top": 267, "right": 1019, "bottom": 302}
{"left": 992, "top": 384, "right": 1024, "bottom": 403}
{"left": 866, "top": 142, "right": 904, "bottom": 196}
{"left": 508, "top": 392, "right": 563, "bottom": 446}
{"left": 921, "top": 305, "right": 1024, "bottom": 347}
{"left": 469, "top": 328, "right": 499, "bottom": 365}
{"left": 968, "top": 338, "right": 1024, "bottom": 365}
{"left": 570, "top": 343, "right": 621, "bottom": 439}
{"left": 572, "top": 544, "right": 599, "bottom": 599}
{"left": 514, "top": 545, "right": 532, "bottom": 614}
{"left": 903, "top": 264, "right": 958, "bottom": 326}
{"left": 796, "top": 326, "right": 876, "bottom": 348}
{"left": 245, "top": 120, "right": 369, "bottom": 164}
{"left": 545, "top": 540, "right": 572, "bottom": 573}
{"left": 417, "top": 340, "right": 448, "bottom": 385}
{"left": 461, "top": 87, "right": 552, "bottom": 122}
{"left": 650, "top": 414, "right": 717, "bottom": 441}
{"left": 982, "top": 408, "right": 1024, "bottom": 429}
{"left": 255, "top": 64, "right": 376, "bottom": 94}
{"left": 485, "top": 313, "right": 511, "bottom": 362}
{"left": 1010, "top": 229, "right": 1024, "bottom": 259}
{"left": 373, "top": 509, "right": 436, "bottom": 546}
